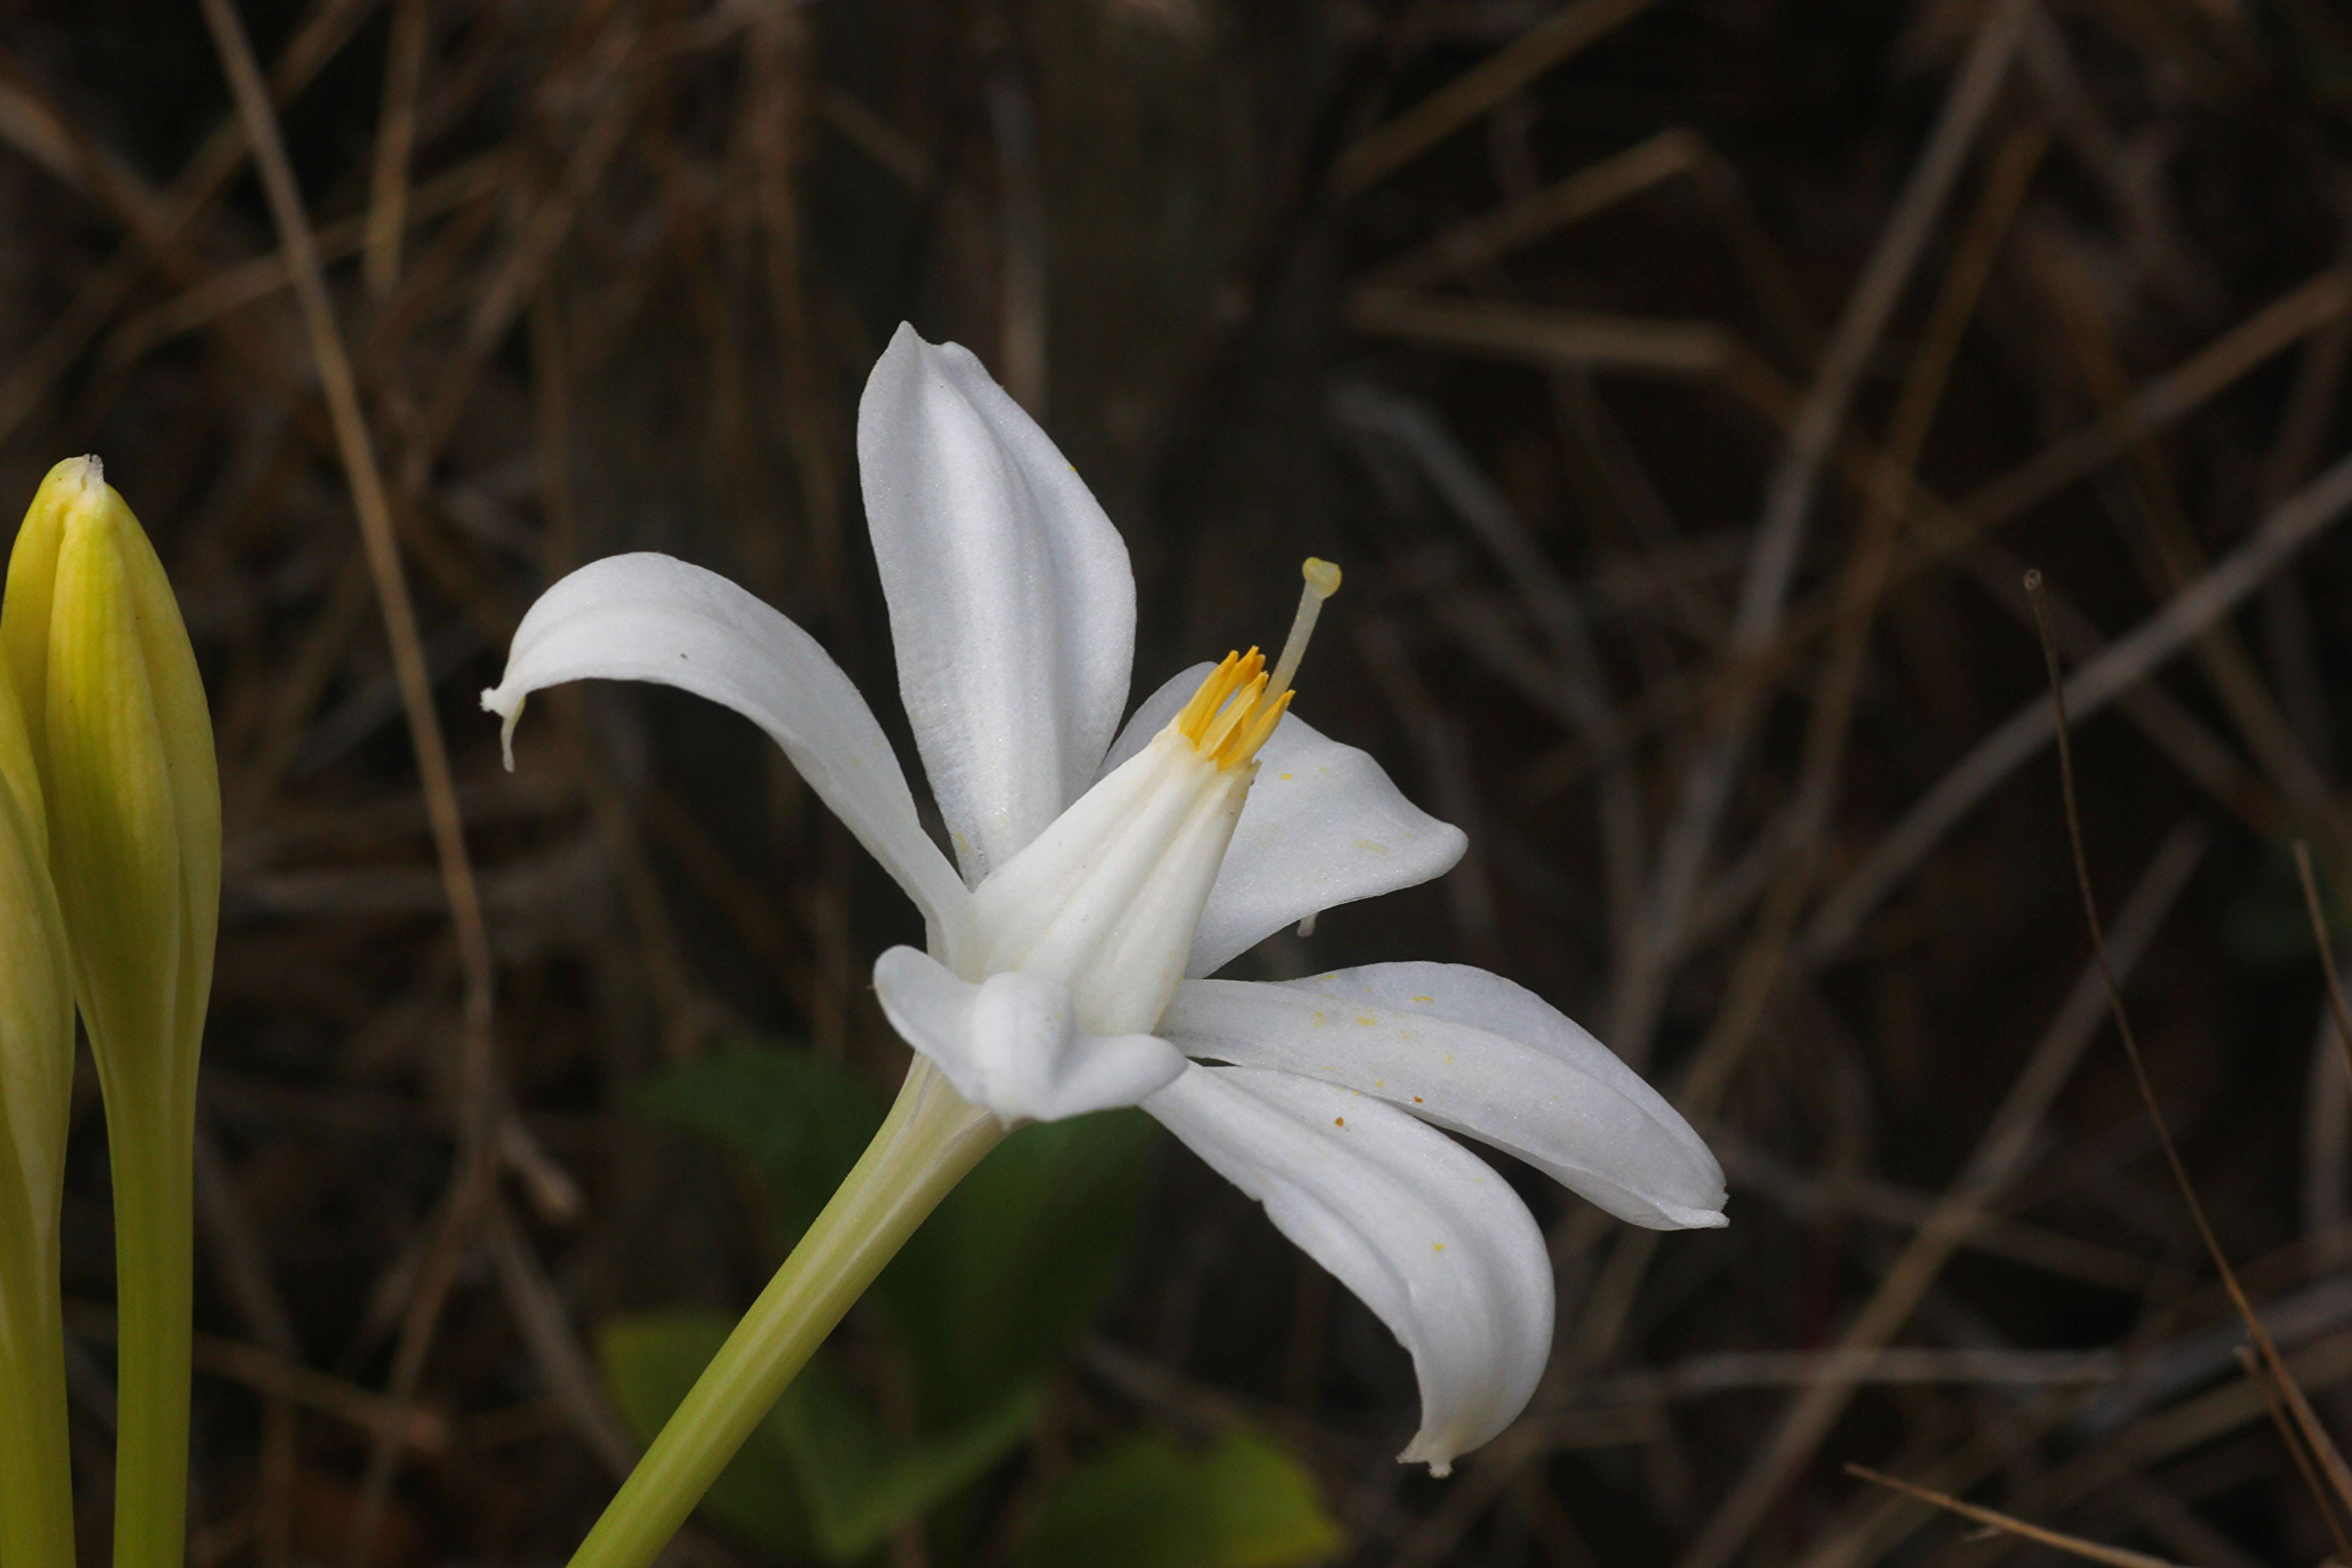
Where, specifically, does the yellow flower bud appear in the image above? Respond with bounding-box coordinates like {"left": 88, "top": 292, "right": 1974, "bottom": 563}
{"left": 3, "top": 455, "right": 219, "bottom": 1568}
{"left": 5, "top": 456, "right": 219, "bottom": 1091}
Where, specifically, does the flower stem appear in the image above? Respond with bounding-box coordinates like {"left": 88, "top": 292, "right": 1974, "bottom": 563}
{"left": 0, "top": 1199, "right": 74, "bottom": 1568}
{"left": 109, "top": 1097, "right": 195, "bottom": 1568}
{"left": 568, "top": 1056, "right": 1001, "bottom": 1568}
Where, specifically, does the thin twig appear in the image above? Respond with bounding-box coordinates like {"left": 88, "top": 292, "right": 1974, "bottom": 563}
{"left": 1615, "top": 0, "right": 2032, "bottom": 1078}
{"left": 1507, "top": 267, "right": 2352, "bottom": 806}
{"left": 191, "top": 0, "right": 498, "bottom": 1038}
{"left": 2296, "top": 841, "right": 2352, "bottom": 1105}
{"left": 1362, "top": 126, "right": 1711, "bottom": 294}
{"left": 1806, "top": 449, "right": 2352, "bottom": 957}
{"left": 1671, "top": 818, "right": 2206, "bottom": 1568}
{"left": 1335, "top": 0, "right": 1657, "bottom": 193}
{"left": 986, "top": 51, "right": 1049, "bottom": 416}
{"left": 2232, "top": 1344, "right": 2352, "bottom": 1562}
{"left": 1843, "top": 1465, "right": 2191, "bottom": 1568}
{"left": 1671, "top": 120, "right": 2049, "bottom": 1125}
{"left": 191, "top": 2, "right": 505, "bottom": 1561}
{"left": 363, "top": 0, "right": 428, "bottom": 300}
{"left": 2026, "top": 568, "right": 2352, "bottom": 1520}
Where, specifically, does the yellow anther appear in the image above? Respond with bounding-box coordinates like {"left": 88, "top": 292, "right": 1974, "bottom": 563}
{"left": 1223, "top": 688, "right": 1294, "bottom": 767}
{"left": 1198, "top": 672, "right": 1269, "bottom": 758}
{"left": 1175, "top": 648, "right": 1262, "bottom": 745}
{"left": 1173, "top": 651, "right": 1242, "bottom": 742}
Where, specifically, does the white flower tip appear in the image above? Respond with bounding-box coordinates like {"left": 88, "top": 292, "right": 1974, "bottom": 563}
{"left": 1396, "top": 1436, "right": 1457, "bottom": 1476}
{"left": 875, "top": 322, "right": 947, "bottom": 393}
{"left": 480, "top": 686, "right": 523, "bottom": 771}
{"left": 69, "top": 454, "right": 103, "bottom": 492}
{"left": 1396, "top": 1400, "right": 1507, "bottom": 1476}
{"left": 1610, "top": 1166, "right": 1727, "bottom": 1231}
{"left": 1625, "top": 1159, "right": 1729, "bottom": 1232}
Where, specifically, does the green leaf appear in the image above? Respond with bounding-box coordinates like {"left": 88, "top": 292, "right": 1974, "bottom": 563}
{"left": 879, "top": 1108, "right": 1157, "bottom": 1424}
{"left": 773, "top": 1355, "right": 1040, "bottom": 1563}
{"left": 632, "top": 1044, "right": 883, "bottom": 1242}
{"left": 1014, "top": 1426, "right": 1344, "bottom": 1568}
{"left": 594, "top": 1312, "right": 813, "bottom": 1560}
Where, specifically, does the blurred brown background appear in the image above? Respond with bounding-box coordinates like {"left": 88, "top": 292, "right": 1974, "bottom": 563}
{"left": 5, "top": 0, "right": 2352, "bottom": 1563}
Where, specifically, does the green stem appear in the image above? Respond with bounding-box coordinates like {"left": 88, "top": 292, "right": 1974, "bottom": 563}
{"left": 0, "top": 1195, "right": 75, "bottom": 1568}
{"left": 569, "top": 1057, "right": 1001, "bottom": 1568}
{"left": 109, "top": 1097, "right": 193, "bottom": 1568}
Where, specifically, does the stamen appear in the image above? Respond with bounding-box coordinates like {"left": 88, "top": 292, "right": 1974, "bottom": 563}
{"left": 1165, "top": 559, "right": 1342, "bottom": 771}
{"left": 1176, "top": 648, "right": 1262, "bottom": 745}
{"left": 1173, "top": 651, "right": 1242, "bottom": 741}
{"left": 1265, "top": 557, "right": 1342, "bottom": 705}
{"left": 1222, "top": 687, "right": 1293, "bottom": 765}
{"left": 1198, "top": 673, "right": 1269, "bottom": 757}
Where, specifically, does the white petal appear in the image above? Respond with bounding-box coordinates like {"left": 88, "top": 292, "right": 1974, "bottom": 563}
{"left": 1160, "top": 966, "right": 1726, "bottom": 1230}
{"left": 481, "top": 553, "right": 969, "bottom": 953}
{"left": 1105, "top": 664, "right": 1466, "bottom": 977}
{"left": 872, "top": 946, "right": 1187, "bottom": 1123}
{"left": 1144, "top": 1065, "right": 1551, "bottom": 1472}
{"left": 859, "top": 325, "right": 1135, "bottom": 883}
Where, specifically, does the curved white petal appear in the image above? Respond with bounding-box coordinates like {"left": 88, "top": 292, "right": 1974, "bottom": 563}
{"left": 481, "top": 553, "right": 969, "bottom": 953}
{"left": 872, "top": 946, "right": 1187, "bottom": 1123}
{"left": 859, "top": 325, "right": 1135, "bottom": 883}
{"left": 1105, "top": 664, "right": 1466, "bottom": 977}
{"left": 1145, "top": 1064, "right": 1552, "bottom": 1472}
{"left": 1161, "top": 965, "right": 1726, "bottom": 1230}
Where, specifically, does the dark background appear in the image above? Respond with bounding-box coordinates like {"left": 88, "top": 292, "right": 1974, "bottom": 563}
{"left": 3, "top": 0, "right": 2352, "bottom": 1563}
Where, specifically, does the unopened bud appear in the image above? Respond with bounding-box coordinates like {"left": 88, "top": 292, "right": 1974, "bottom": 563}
{"left": 4, "top": 455, "right": 218, "bottom": 1094}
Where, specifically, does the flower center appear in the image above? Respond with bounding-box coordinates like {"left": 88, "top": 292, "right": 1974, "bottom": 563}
{"left": 1171, "top": 647, "right": 1286, "bottom": 770}
{"left": 1169, "top": 555, "right": 1343, "bottom": 772}
{"left": 964, "top": 560, "right": 1340, "bottom": 1034}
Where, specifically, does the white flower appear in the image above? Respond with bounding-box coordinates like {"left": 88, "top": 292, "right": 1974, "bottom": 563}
{"left": 483, "top": 324, "right": 1726, "bottom": 1473}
